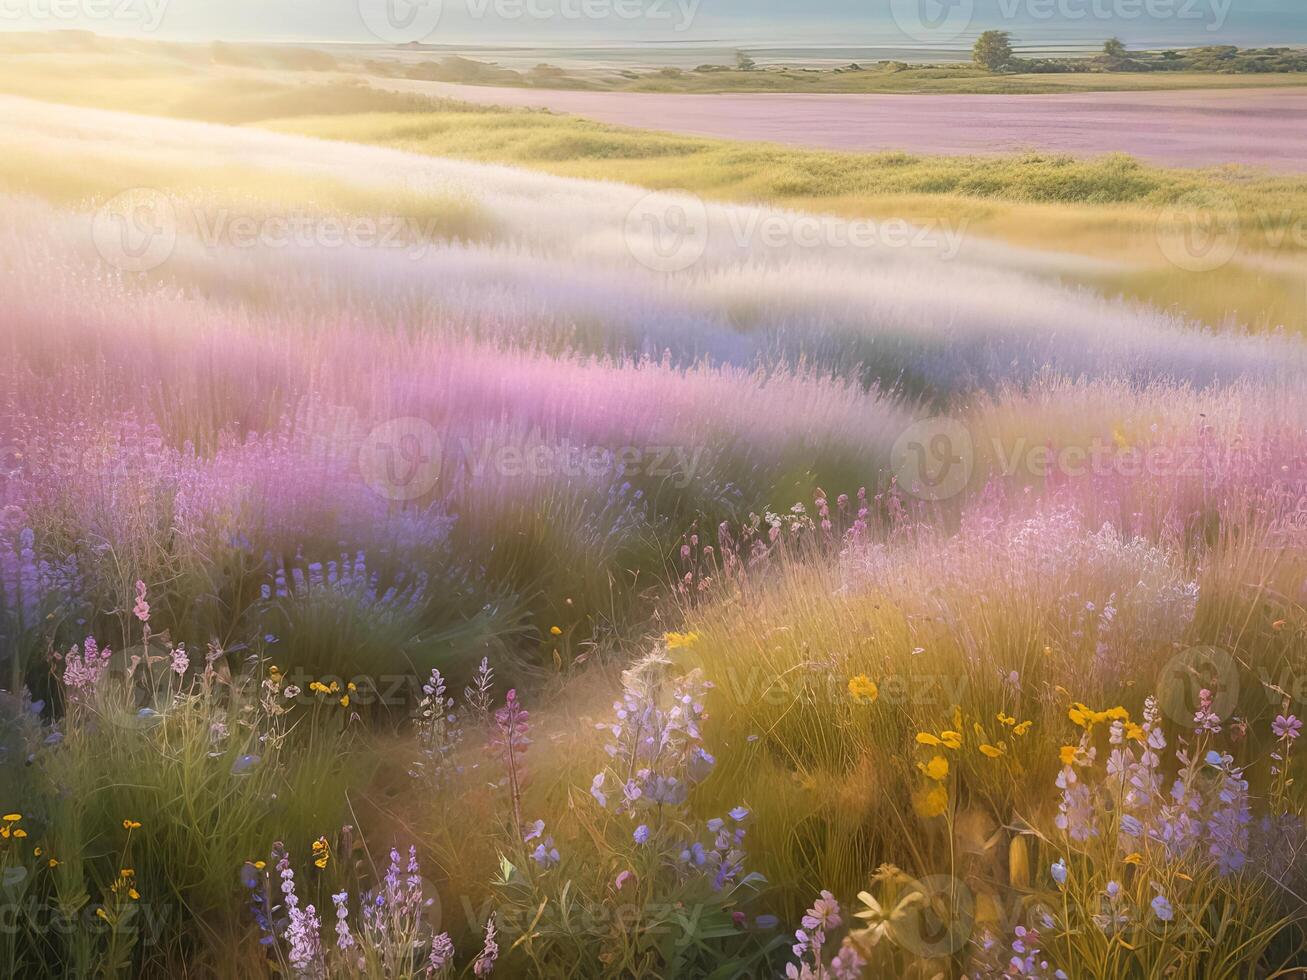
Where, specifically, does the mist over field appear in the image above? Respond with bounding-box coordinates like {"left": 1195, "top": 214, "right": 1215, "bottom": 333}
{"left": 2, "top": 13, "right": 1306, "bottom": 980}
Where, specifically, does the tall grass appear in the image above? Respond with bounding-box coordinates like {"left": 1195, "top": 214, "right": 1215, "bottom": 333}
{"left": 0, "top": 98, "right": 1304, "bottom": 977}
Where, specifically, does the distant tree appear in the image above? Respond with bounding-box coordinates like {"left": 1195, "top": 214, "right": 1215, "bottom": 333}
{"left": 973, "top": 31, "right": 1014, "bottom": 72}
{"left": 735, "top": 50, "right": 757, "bottom": 71}
{"left": 1103, "top": 37, "right": 1127, "bottom": 57}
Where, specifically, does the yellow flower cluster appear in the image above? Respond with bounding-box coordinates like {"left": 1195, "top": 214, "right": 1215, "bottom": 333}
{"left": 663, "top": 631, "right": 700, "bottom": 650}
{"left": 312, "top": 836, "right": 330, "bottom": 870}
{"left": 1, "top": 812, "right": 29, "bottom": 843}
{"left": 111, "top": 867, "right": 141, "bottom": 901}
{"left": 847, "top": 675, "right": 879, "bottom": 704}
{"left": 308, "top": 679, "right": 356, "bottom": 707}
{"left": 1068, "top": 702, "right": 1130, "bottom": 728}
{"left": 971, "top": 710, "right": 1037, "bottom": 758}
{"left": 915, "top": 730, "right": 962, "bottom": 750}
{"left": 912, "top": 716, "right": 964, "bottom": 818}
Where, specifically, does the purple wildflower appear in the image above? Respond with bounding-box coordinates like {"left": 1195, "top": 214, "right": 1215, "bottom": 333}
{"left": 426, "top": 932, "right": 455, "bottom": 976}
{"left": 472, "top": 914, "right": 498, "bottom": 977}
{"left": 1273, "top": 715, "right": 1302, "bottom": 741}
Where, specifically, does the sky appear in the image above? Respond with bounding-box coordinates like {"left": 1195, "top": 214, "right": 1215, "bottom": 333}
{"left": 2, "top": 0, "right": 1305, "bottom": 48}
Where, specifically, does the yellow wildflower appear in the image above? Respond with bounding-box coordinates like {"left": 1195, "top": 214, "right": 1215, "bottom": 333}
{"left": 13, "top": 829, "right": 27, "bottom": 839}
{"left": 312, "top": 837, "right": 330, "bottom": 870}
{"left": 913, "top": 784, "right": 949, "bottom": 818}
{"left": 48, "top": 858, "right": 59, "bottom": 868}
{"left": 550, "top": 626, "right": 562, "bottom": 636}
{"left": 663, "top": 631, "right": 700, "bottom": 649}
{"left": 339, "top": 695, "right": 350, "bottom": 708}
{"left": 1122, "top": 853, "right": 1142, "bottom": 865}
{"left": 1012, "top": 721, "right": 1033, "bottom": 737}
{"left": 847, "top": 675, "right": 879, "bottom": 704}
{"left": 996, "top": 712, "right": 1017, "bottom": 727}
{"left": 918, "top": 755, "right": 949, "bottom": 781}
{"left": 979, "top": 743, "right": 1006, "bottom": 759}
{"left": 2, "top": 813, "right": 21, "bottom": 822}
{"left": 1, "top": 826, "right": 9, "bottom": 840}
{"left": 1125, "top": 723, "right": 1145, "bottom": 742}
{"left": 940, "top": 730, "right": 963, "bottom": 750}
{"left": 1059, "top": 745, "right": 1078, "bottom": 766}
{"left": 122, "top": 820, "right": 141, "bottom": 830}
{"left": 253, "top": 860, "right": 266, "bottom": 870}
{"left": 915, "top": 732, "right": 942, "bottom": 747}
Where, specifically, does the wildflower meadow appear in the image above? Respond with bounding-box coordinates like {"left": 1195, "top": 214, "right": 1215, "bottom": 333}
{"left": 1, "top": 55, "right": 1306, "bottom": 980}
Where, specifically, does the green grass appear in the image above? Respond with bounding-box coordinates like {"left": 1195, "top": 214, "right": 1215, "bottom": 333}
{"left": 608, "top": 65, "right": 1307, "bottom": 95}
{"left": 273, "top": 107, "right": 1307, "bottom": 335}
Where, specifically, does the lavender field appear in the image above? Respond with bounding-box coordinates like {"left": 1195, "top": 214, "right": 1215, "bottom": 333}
{"left": 2, "top": 73, "right": 1306, "bottom": 980}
